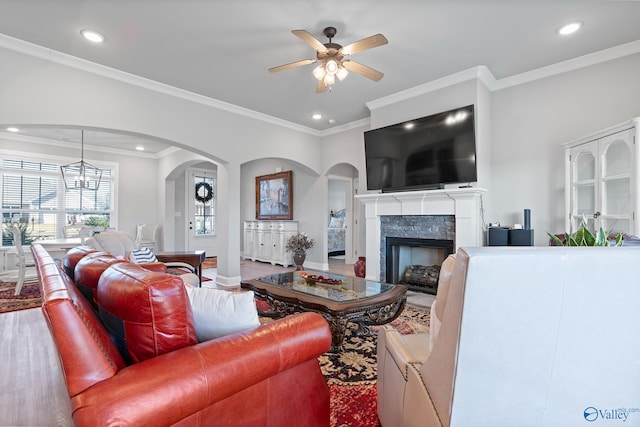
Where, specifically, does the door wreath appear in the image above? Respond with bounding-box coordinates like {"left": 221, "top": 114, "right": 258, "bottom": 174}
{"left": 195, "top": 182, "right": 214, "bottom": 203}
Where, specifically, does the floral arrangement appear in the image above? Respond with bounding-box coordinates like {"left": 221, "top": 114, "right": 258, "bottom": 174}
{"left": 286, "top": 232, "right": 315, "bottom": 254}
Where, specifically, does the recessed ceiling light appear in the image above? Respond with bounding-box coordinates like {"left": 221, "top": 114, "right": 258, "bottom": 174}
{"left": 328, "top": 119, "right": 336, "bottom": 124}
{"left": 404, "top": 122, "right": 415, "bottom": 130}
{"left": 135, "top": 146, "right": 145, "bottom": 151}
{"left": 6, "top": 127, "right": 19, "bottom": 133}
{"left": 558, "top": 21, "right": 583, "bottom": 36}
{"left": 312, "top": 113, "right": 322, "bottom": 120}
{"left": 81, "top": 29, "right": 105, "bottom": 43}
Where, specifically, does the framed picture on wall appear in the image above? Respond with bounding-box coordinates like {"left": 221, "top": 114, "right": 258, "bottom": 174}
{"left": 256, "top": 170, "right": 293, "bottom": 220}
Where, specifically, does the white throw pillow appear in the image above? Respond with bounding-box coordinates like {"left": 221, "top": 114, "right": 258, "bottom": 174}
{"left": 185, "top": 286, "right": 260, "bottom": 342}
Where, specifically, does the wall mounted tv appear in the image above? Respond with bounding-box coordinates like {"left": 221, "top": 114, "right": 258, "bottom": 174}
{"left": 364, "top": 104, "right": 477, "bottom": 192}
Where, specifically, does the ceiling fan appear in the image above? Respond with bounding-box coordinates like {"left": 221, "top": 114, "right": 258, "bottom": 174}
{"left": 269, "top": 26, "right": 388, "bottom": 93}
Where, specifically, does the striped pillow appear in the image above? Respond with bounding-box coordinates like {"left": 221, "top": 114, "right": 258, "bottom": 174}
{"left": 129, "top": 247, "right": 158, "bottom": 264}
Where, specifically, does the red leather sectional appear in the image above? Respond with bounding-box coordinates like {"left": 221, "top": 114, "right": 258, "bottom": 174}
{"left": 32, "top": 243, "right": 332, "bottom": 426}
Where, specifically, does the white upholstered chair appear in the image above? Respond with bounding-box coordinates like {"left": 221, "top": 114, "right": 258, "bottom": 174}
{"left": 377, "top": 246, "right": 640, "bottom": 426}
{"left": 9, "top": 225, "right": 36, "bottom": 296}
{"left": 377, "top": 254, "right": 456, "bottom": 427}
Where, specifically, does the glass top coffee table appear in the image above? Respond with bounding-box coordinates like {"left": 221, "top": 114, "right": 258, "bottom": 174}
{"left": 241, "top": 270, "right": 407, "bottom": 349}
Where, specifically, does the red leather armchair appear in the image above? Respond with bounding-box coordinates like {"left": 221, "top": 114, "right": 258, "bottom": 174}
{"left": 32, "top": 243, "right": 332, "bottom": 426}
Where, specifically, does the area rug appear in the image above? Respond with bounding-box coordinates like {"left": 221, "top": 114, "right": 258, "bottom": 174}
{"left": 320, "top": 304, "right": 430, "bottom": 427}
{"left": 0, "top": 280, "right": 42, "bottom": 313}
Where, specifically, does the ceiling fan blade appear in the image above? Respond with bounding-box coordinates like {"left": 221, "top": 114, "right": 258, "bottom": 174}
{"left": 268, "top": 59, "right": 315, "bottom": 73}
{"left": 341, "top": 34, "right": 388, "bottom": 56}
{"left": 292, "top": 29, "right": 328, "bottom": 53}
{"left": 316, "top": 79, "right": 328, "bottom": 94}
{"left": 342, "top": 60, "right": 384, "bottom": 81}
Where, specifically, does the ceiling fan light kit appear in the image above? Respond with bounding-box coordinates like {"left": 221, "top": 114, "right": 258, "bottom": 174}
{"left": 269, "top": 26, "right": 387, "bottom": 93}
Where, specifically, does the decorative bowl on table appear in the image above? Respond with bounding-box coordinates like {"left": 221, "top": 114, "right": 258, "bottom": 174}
{"left": 298, "top": 271, "right": 345, "bottom": 285}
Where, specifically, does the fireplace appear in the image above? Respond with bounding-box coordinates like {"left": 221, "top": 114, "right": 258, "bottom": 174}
{"left": 355, "top": 187, "right": 485, "bottom": 284}
{"left": 385, "top": 237, "right": 454, "bottom": 294}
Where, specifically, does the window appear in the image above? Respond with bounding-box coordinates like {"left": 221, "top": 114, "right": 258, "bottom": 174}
{"left": 1, "top": 156, "right": 115, "bottom": 246}
{"left": 193, "top": 174, "right": 215, "bottom": 235}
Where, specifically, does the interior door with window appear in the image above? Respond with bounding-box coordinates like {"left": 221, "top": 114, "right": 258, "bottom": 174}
{"left": 187, "top": 169, "right": 216, "bottom": 251}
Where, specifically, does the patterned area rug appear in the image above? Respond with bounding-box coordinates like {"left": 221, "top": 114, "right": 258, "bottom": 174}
{"left": 320, "top": 304, "right": 430, "bottom": 427}
{"left": 0, "top": 280, "right": 42, "bottom": 313}
{"left": 258, "top": 302, "right": 430, "bottom": 426}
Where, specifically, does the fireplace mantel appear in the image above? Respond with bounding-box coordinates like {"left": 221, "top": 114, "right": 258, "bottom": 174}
{"left": 355, "top": 188, "right": 486, "bottom": 281}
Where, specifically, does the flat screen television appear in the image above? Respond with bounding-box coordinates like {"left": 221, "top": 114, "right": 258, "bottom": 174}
{"left": 364, "top": 104, "right": 477, "bottom": 192}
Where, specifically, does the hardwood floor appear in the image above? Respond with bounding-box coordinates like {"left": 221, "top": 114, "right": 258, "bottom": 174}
{"left": 0, "top": 308, "right": 72, "bottom": 427}
{"left": 0, "top": 257, "right": 356, "bottom": 426}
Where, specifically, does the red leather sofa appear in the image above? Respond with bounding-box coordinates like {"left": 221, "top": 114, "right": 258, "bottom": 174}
{"left": 32, "top": 243, "right": 332, "bottom": 426}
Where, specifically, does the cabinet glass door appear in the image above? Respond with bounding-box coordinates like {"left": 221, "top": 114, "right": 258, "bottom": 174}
{"left": 570, "top": 142, "right": 598, "bottom": 231}
{"left": 599, "top": 130, "right": 633, "bottom": 234}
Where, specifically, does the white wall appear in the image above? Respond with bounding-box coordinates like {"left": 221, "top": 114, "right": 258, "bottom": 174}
{"left": 2, "top": 39, "right": 640, "bottom": 275}
{"left": 240, "top": 158, "right": 327, "bottom": 266}
{"left": 328, "top": 180, "right": 347, "bottom": 216}
{"left": 360, "top": 55, "right": 640, "bottom": 246}
{"left": 0, "top": 44, "right": 322, "bottom": 283}
{"left": 320, "top": 125, "right": 368, "bottom": 257}
{"left": 489, "top": 53, "right": 640, "bottom": 243}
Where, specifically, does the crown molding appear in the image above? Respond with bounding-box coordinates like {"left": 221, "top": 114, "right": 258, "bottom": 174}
{"left": 366, "top": 39, "right": 640, "bottom": 110}
{"left": 0, "top": 129, "right": 278, "bottom": 163}
{"left": 0, "top": 33, "right": 322, "bottom": 137}
{"left": 0, "top": 131, "right": 161, "bottom": 159}
{"left": 493, "top": 39, "right": 640, "bottom": 90}
{"left": 2, "top": 32, "right": 640, "bottom": 137}
{"left": 318, "top": 117, "right": 370, "bottom": 137}
{"left": 366, "top": 66, "right": 496, "bottom": 112}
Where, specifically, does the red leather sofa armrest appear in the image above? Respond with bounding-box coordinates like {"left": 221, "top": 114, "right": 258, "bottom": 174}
{"left": 71, "top": 312, "right": 331, "bottom": 426}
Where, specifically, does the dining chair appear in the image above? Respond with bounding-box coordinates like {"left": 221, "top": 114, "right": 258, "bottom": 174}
{"left": 135, "top": 224, "right": 159, "bottom": 251}
{"left": 9, "top": 225, "right": 36, "bottom": 296}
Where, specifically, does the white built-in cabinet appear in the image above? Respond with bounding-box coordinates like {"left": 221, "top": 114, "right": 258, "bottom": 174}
{"left": 243, "top": 220, "right": 298, "bottom": 267}
{"left": 564, "top": 118, "right": 640, "bottom": 235}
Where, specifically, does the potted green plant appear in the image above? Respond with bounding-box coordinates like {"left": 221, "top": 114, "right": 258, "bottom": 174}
{"left": 286, "top": 232, "right": 315, "bottom": 270}
{"left": 2, "top": 221, "right": 34, "bottom": 247}
{"left": 548, "top": 216, "right": 623, "bottom": 247}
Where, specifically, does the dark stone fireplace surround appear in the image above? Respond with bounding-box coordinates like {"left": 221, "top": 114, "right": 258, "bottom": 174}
{"left": 379, "top": 215, "right": 455, "bottom": 284}
{"left": 385, "top": 237, "right": 455, "bottom": 288}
